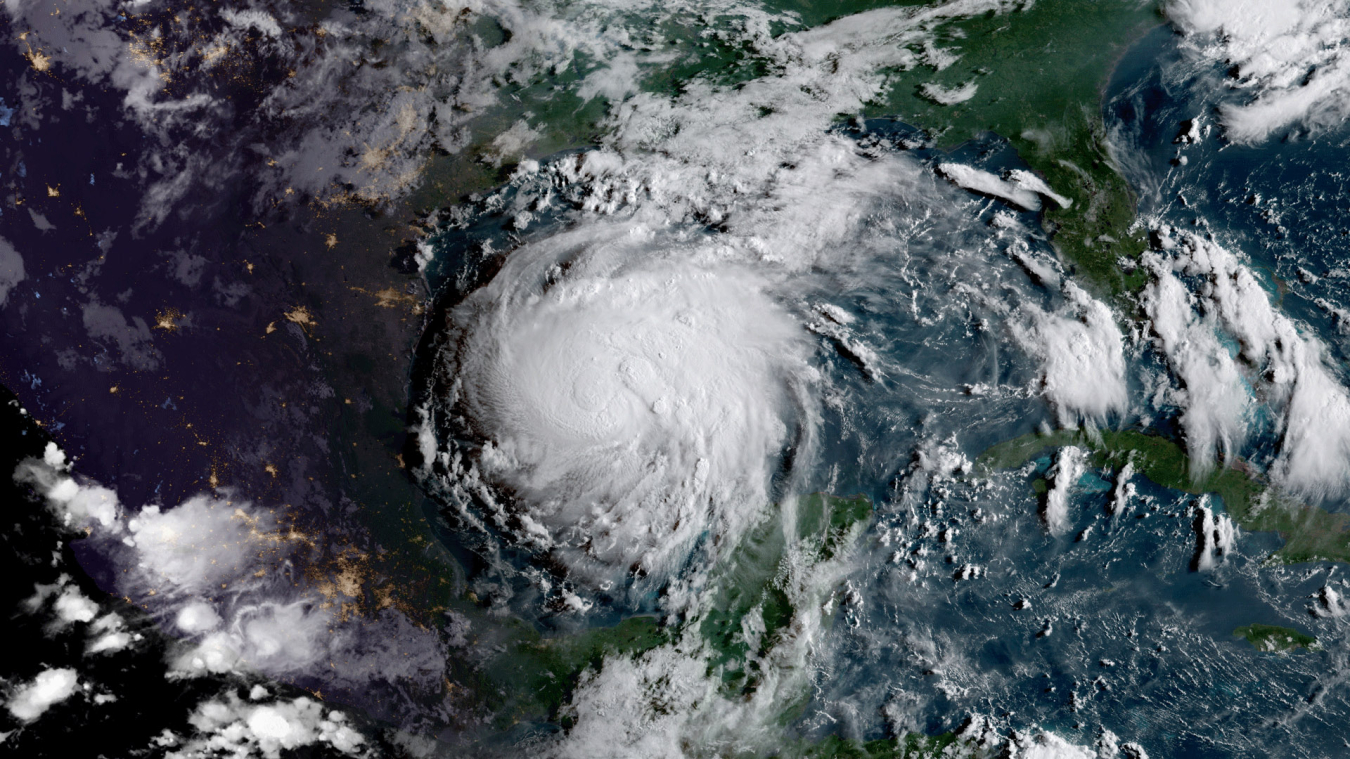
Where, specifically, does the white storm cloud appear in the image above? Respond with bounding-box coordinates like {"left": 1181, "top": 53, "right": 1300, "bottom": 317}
{"left": 435, "top": 224, "right": 814, "bottom": 586}
{"left": 6, "top": 668, "right": 79, "bottom": 722}
{"left": 125, "top": 496, "right": 272, "bottom": 593}
{"left": 175, "top": 601, "right": 223, "bottom": 634}
{"left": 1147, "top": 227, "right": 1350, "bottom": 500}
{"left": 168, "top": 692, "right": 365, "bottom": 759}
{"left": 1011, "top": 282, "right": 1128, "bottom": 427}
{"left": 52, "top": 585, "right": 99, "bottom": 626}
{"left": 1167, "top": 0, "right": 1350, "bottom": 142}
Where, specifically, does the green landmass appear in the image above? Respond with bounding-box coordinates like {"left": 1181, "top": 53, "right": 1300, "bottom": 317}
{"left": 416, "top": 0, "right": 1164, "bottom": 304}
{"left": 1234, "top": 623, "right": 1319, "bottom": 653}
{"left": 860, "top": 0, "right": 1161, "bottom": 298}
{"left": 466, "top": 492, "right": 873, "bottom": 727}
{"left": 978, "top": 428, "right": 1350, "bottom": 565}
{"left": 702, "top": 493, "right": 874, "bottom": 695}
{"left": 639, "top": 0, "right": 1164, "bottom": 300}
{"left": 474, "top": 614, "right": 669, "bottom": 727}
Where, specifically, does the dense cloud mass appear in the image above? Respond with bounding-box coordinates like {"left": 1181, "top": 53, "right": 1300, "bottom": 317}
{"left": 15, "top": 444, "right": 447, "bottom": 722}
{"left": 1144, "top": 226, "right": 1350, "bottom": 497}
{"left": 430, "top": 224, "right": 813, "bottom": 586}
{"left": 1167, "top": 0, "right": 1350, "bottom": 141}
{"left": 410, "top": 0, "right": 1134, "bottom": 606}
{"left": 1011, "top": 282, "right": 1128, "bottom": 428}
{"left": 6, "top": 668, "right": 79, "bottom": 722}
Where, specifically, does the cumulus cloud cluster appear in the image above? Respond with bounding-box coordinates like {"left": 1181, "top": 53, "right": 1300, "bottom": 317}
{"left": 16, "top": 443, "right": 120, "bottom": 530}
{"left": 1143, "top": 227, "right": 1350, "bottom": 498}
{"left": 161, "top": 690, "right": 366, "bottom": 759}
{"left": 14, "top": 443, "right": 445, "bottom": 715}
{"left": 1108, "top": 462, "right": 1136, "bottom": 517}
{"left": 6, "top": 668, "right": 79, "bottom": 723}
{"left": 1311, "top": 583, "right": 1348, "bottom": 617}
{"left": 1011, "top": 282, "right": 1128, "bottom": 427}
{"left": 1167, "top": 0, "right": 1350, "bottom": 142}
{"left": 1192, "top": 497, "right": 1237, "bottom": 571}
{"left": 1044, "top": 447, "right": 1087, "bottom": 537}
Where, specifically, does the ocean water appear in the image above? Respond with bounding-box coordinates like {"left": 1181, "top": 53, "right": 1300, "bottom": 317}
{"left": 411, "top": 24, "right": 1350, "bottom": 756}
{"left": 794, "top": 26, "right": 1350, "bottom": 756}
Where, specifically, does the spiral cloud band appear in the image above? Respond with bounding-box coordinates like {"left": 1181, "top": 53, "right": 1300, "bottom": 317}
{"left": 426, "top": 225, "right": 814, "bottom": 586}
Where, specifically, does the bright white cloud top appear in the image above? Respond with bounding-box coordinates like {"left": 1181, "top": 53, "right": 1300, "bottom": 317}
{"left": 1168, "top": 0, "right": 1350, "bottom": 142}
{"left": 7, "top": 668, "right": 78, "bottom": 722}
{"left": 1145, "top": 226, "right": 1350, "bottom": 497}
{"left": 428, "top": 224, "right": 814, "bottom": 585}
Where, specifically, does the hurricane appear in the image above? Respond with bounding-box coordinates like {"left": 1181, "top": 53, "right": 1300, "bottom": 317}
{"left": 15, "top": 1, "right": 1350, "bottom": 756}
{"left": 420, "top": 222, "right": 816, "bottom": 587}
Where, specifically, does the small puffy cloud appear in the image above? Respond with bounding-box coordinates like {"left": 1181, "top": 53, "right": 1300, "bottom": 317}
{"left": 42, "top": 443, "right": 66, "bottom": 470}
{"left": 7, "top": 668, "right": 79, "bottom": 722}
{"left": 23, "top": 575, "right": 107, "bottom": 632}
{"left": 172, "top": 632, "right": 243, "bottom": 676}
{"left": 920, "top": 80, "right": 978, "bottom": 105}
{"left": 1010, "top": 730, "right": 1096, "bottom": 758}
{"left": 176, "top": 601, "right": 223, "bottom": 634}
{"left": 53, "top": 585, "right": 99, "bottom": 626}
{"left": 1097, "top": 729, "right": 1150, "bottom": 758}
{"left": 87, "top": 613, "right": 135, "bottom": 654}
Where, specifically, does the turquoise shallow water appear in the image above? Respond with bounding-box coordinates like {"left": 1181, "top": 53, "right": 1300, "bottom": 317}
{"left": 795, "top": 27, "right": 1350, "bottom": 756}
